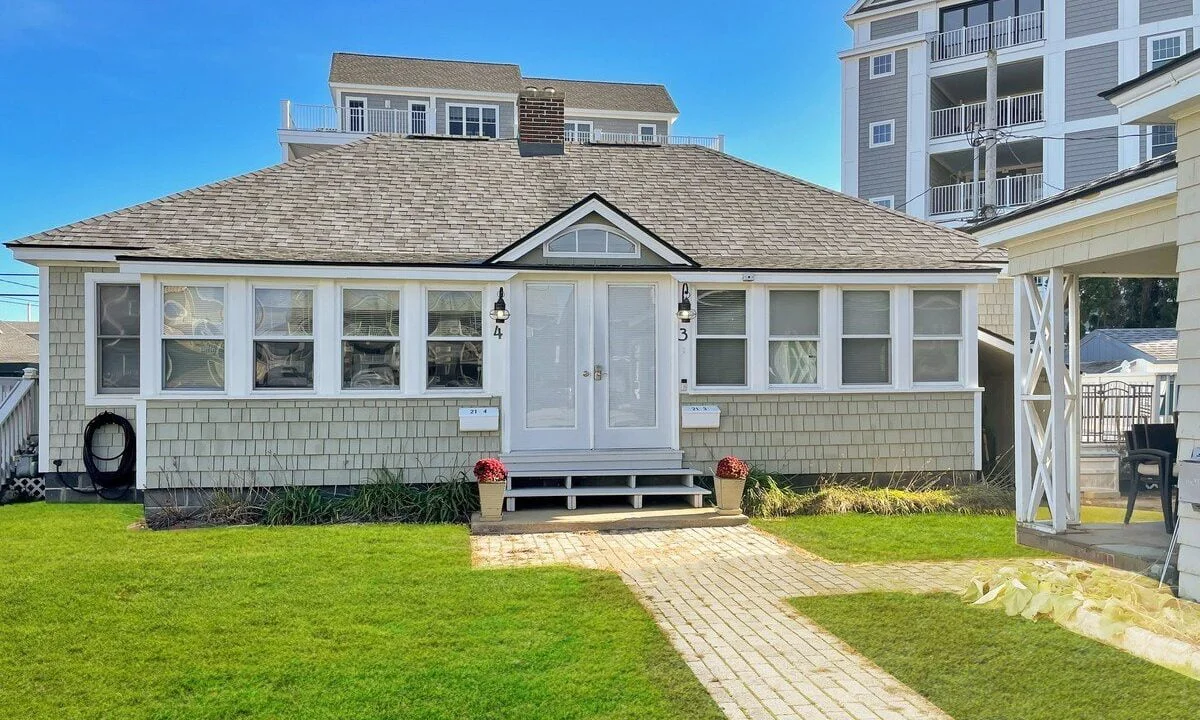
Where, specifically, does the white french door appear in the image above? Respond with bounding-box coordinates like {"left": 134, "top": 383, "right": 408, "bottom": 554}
{"left": 509, "top": 275, "right": 671, "bottom": 451}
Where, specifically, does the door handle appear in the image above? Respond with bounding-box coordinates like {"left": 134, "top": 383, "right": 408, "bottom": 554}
{"left": 594, "top": 365, "right": 605, "bottom": 381}
{"left": 582, "top": 370, "right": 591, "bottom": 378}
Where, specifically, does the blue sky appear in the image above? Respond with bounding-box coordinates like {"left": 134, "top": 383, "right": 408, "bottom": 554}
{"left": 0, "top": 0, "right": 851, "bottom": 320}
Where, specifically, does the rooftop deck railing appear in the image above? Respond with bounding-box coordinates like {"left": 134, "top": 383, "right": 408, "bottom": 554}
{"left": 930, "top": 11, "right": 1044, "bottom": 62}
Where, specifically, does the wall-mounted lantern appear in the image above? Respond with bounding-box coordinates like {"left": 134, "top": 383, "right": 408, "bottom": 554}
{"left": 490, "top": 288, "right": 509, "bottom": 323}
{"left": 676, "top": 283, "right": 693, "bottom": 323}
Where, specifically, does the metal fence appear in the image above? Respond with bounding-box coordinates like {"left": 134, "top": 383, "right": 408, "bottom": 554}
{"left": 1080, "top": 381, "right": 1155, "bottom": 444}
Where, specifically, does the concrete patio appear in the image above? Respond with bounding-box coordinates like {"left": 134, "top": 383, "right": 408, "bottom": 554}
{"left": 1018, "top": 520, "right": 1178, "bottom": 583}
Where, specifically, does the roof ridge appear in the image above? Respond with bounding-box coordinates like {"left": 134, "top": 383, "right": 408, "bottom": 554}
{"left": 6, "top": 134, "right": 385, "bottom": 247}
{"left": 521, "top": 75, "right": 669, "bottom": 89}
{"left": 332, "top": 51, "right": 521, "bottom": 69}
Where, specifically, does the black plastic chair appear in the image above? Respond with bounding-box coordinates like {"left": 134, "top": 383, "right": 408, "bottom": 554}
{"left": 1122, "top": 423, "right": 1178, "bottom": 531}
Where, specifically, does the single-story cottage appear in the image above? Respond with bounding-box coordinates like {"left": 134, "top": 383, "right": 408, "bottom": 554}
{"left": 8, "top": 89, "right": 1000, "bottom": 515}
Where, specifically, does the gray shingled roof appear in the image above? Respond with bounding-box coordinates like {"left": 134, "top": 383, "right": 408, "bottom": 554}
{"left": 1088, "top": 328, "right": 1178, "bottom": 362}
{"left": 8, "top": 136, "right": 994, "bottom": 273}
{"left": 329, "top": 53, "right": 522, "bottom": 94}
{"left": 0, "top": 321, "right": 38, "bottom": 365}
{"left": 522, "top": 76, "right": 677, "bottom": 114}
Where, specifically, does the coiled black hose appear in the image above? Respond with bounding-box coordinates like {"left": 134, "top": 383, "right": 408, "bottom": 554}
{"left": 82, "top": 411, "right": 136, "bottom": 490}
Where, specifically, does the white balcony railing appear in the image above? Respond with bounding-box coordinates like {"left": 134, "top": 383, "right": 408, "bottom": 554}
{"left": 928, "top": 172, "right": 1044, "bottom": 216}
{"left": 930, "top": 91, "right": 1044, "bottom": 139}
{"left": 283, "top": 102, "right": 433, "bottom": 135}
{"left": 930, "top": 11, "right": 1044, "bottom": 62}
{"left": 583, "top": 130, "right": 725, "bottom": 151}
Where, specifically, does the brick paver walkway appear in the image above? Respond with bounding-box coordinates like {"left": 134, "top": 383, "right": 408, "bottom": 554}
{"left": 473, "top": 526, "right": 1010, "bottom": 720}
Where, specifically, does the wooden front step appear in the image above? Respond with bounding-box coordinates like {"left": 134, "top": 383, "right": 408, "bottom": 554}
{"left": 503, "top": 468, "right": 708, "bottom": 511}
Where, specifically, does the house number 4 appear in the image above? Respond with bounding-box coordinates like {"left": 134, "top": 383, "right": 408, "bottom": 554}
{"left": 494, "top": 326, "right": 504, "bottom": 340}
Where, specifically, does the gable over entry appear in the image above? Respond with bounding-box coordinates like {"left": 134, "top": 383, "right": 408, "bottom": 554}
{"left": 488, "top": 194, "right": 698, "bottom": 268}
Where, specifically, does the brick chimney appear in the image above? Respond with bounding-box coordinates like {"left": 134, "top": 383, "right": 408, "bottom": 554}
{"left": 518, "top": 86, "right": 565, "bottom": 155}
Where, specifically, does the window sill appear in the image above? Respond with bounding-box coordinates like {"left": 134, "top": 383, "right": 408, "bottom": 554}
{"left": 683, "top": 386, "right": 981, "bottom": 396}
{"left": 86, "top": 393, "right": 141, "bottom": 407}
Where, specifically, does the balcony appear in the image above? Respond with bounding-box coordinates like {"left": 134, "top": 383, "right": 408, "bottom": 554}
{"left": 930, "top": 91, "right": 1044, "bottom": 139}
{"left": 929, "top": 11, "right": 1044, "bottom": 63}
{"left": 928, "top": 173, "right": 1045, "bottom": 216}
{"left": 570, "top": 130, "right": 725, "bottom": 152}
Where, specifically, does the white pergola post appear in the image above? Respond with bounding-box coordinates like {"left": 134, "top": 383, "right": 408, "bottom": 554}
{"left": 1013, "top": 271, "right": 1080, "bottom": 531}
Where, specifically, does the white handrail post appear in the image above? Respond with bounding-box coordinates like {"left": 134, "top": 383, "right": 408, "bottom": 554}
{"left": 281, "top": 100, "right": 292, "bottom": 130}
{"left": 717, "top": 134, "right": 725, "bottom": 152}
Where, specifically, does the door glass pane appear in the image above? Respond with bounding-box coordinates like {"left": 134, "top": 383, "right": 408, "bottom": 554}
{"left": 607, "top": 285, "right": 656, "bottom": 428}
{"left": 525, "top": 283, "right": 576, "bottom": 429}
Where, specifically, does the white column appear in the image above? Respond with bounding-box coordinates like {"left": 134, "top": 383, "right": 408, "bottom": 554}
{"left": 1067, "top": 273, "right": 1082, "bottom": 524}
{"left": 1048, "top": 268, "right": 1070, "bottom": 532}
{"left": 1013, "top": 274, "right": 1032, "bottom": 520}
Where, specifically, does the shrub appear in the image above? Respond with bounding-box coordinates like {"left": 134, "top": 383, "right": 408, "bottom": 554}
{"left": 200, "top": 488, "right": 267, "bottom": 526}
{"left": 741, "top": 467, "right": 810, "bottom": 518}
{"left": 263, "top": 485, "right": 335, "bottom": 526}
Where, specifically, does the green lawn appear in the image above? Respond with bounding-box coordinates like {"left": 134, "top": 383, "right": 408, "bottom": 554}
{"left": 791, "top": 593, "right": 1197, "bottom": 720}
{"left": 0, "top": 504, "right": 721, "bottom": 720}
{"left": 753, "top": 506, "right": 1163, "bottom": 563}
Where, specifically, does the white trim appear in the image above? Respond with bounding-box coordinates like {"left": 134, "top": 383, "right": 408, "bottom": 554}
{"left": 423, "top": 286, "right": 486, "bottom": 395}
{"left": 249, "top": 283, "right": 317, "bottom": 393}
{"left": 637, "top": 123, "right": 658, "bottom": 140}
{"left": 492, "top": 197, "right": 694, "bottom": 266}
{"left": 37, "top": 265, "right": 49, "bottom": 472}
{"left": 973, "top": 170, "right": 1177, "bottom": 246}
{"left": 765, "top": 287, "right": 821, "bottom": 388}
{"left": 135, "top": 398, "right": 147, "bottom": 489}
{"left": 868, "top": 195, "right": 895, "bottom": 210}
{"left": 329, "top": 82, "right": 517, "bottom": 103}
{"left": 669, "top": 271, "right": 998, "bottom": 286}
{"left": 542, "top": 224, "right": 641, "bottom": 259}
{"left": 118, "top": 261, "right": 518, "bottom": 281}
{"left": 406, "top": 99, "right": 429, "bottom": 134}
{"left": 910, "top": 287, "right": 966, "bottom": 387}
{"left": 868, "top": 120, "right": 895, "bottom": 148}
{"left": 838, "top": 287, "right": 894, "bottom": 389}
{"left": 978, "top": 328, "right": 1015, "bottom": 354}
{"left": 563, "top": 119, "right": 593, "bottom": 142}
{"left": 10, "top": 247, "right": 119, "bottom": 263}
{"left": 343, "top": 95, "right": 367, "bottom": 133}
{"left": 692, "top": 286, "right": 750, "bottom": 391}
{"left": 869, "top": 51, "right": 896, "bottom": 79}
{"left": 84, "top": 272, "right": 142, "bottom": 406}
{"left": 445, "top": 102, "right": 500, "bottom": 138}
{"left": 1107, "top": 53, "right": 1200, "bottom": 125}
{"left": 562, "top": 107, "right": 678, "bottom": 122}
{"left": 973, "top": 391, "right": 983, "bottom": 471}
{"left": 339, "top": 285, "right": 404, "bottom": 393}
{"left": 157, "top": 280, "right": 230, "bottom": 395}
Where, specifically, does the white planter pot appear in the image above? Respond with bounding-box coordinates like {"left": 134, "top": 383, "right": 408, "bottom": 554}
{"left": 478, "top": 481, "right": 506, "bottom": 521}
{"left": 714, "top": 476, "right": 746, "bottom": 516}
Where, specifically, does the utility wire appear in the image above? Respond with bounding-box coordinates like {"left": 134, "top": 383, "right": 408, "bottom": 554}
{"left": 0, "top": 277, "right": 37, "bottom": 290}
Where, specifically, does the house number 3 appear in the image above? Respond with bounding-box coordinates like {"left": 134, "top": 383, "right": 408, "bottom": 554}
{"left": 678, "top": 328, "right": 689, "bottom": 341}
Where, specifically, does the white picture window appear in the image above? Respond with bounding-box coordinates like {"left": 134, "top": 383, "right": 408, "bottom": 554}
{"left": 162, "top": 285, "right": 226, "bottom": 390}
{"left": 869, "top": 196, "right": 895, "bottom": 210}
{"left": 870, "top": 52, "right": 895, "bottom": 78}
{"left": 768, "top": 290, "right": 819, "bottom": 386}
{"left": 564, "top": 120, "right": 593, "bottom": 142}
{"left": 696, "top": 290, "right": 747, "bottom": 387}
{"left": 842, "top": 290, "right": 891, "bottom": 385}
{"left": 638, "top": 124, "right": 658, "bottom": 141}
{"left": 543, "top": 226, "right": 638, "bottom": 258}
{"left": 447, "top": 104, "right": 498, "bottom": 138}
{"left": 1150, "top": 32, "right": 1186, "bottom": 70}
{"left": 912, "top": 290, "right": 963, "bottom": 384}
{"left": 96, "top": 284, "right": 140, "bottom": 394}
{"left": 342, "top": 289, "right": 401, "bottom": 389}
{"left": 253, "top": 288, "right": 314, "bottom": 390}
{"left": 427, "top": 290, "right": 483, "bottom": 389}
{"left": 869, "top": 120, "right": 894, "bottom": 148}
{"left": 1150, "top": 124, "right": 1177, "bottom": 158}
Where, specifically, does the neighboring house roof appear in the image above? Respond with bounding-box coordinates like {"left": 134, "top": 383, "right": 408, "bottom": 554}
{"left": 967, "top": 152, "right": 1177, "bottom": 233}
{"left": 7, "top": 136, "right": 995, "bottom": 274}
{"left": 329, "top": 53, "right": 523, "bottom": 94}
{"left": 0, "top": 321, "right": 38, "bottom": 365}
{"left": 847, "top": 0, "right": 915, "bottom": 16}
{"left": 1100, "top": 47, "right": 1200, "bottom": 101}
{"left": 522, "top": 77, "right": 678, "bottom": 115}
{"left": 1080, "top": 328, "right": 1178, "bottom": 364}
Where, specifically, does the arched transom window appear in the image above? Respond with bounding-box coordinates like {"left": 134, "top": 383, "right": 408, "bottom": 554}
{"left": 543, "top": 225, "right": 640, "bottom": 258}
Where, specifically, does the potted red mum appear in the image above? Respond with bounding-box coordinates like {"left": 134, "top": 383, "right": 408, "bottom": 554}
{"left": 714, "top": 455, "right": 749, "bottom": 516}
{"left": 474, "top": 457, "right": 507, "bottom": 521}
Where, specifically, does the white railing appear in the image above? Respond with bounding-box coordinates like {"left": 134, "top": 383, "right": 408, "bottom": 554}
{"left": 0, "top": 373, "right": 37, "bottom": 481}
{"left": 930, "top": 91, "right": 1044, "bottom": 139}
{"left": 282, "top": 102, "right": 432, "bottom": 135}
{"left": 928, "top": 172, "right": 1044, "bottom": 216}
{"left": 930, "top": 11, "right": 1044, "bottom": 62}
{"left": 586, "top": 131, "right": 725, "bottom": 151}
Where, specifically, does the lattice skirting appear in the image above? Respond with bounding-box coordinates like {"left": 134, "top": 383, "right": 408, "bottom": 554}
{"left": 4, "top": 475, "right": 45, "bottom": 501}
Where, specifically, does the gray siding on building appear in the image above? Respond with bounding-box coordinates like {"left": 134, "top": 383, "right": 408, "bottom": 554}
{"left": 564, "top": 116, "right": 669, "bottom": 138}
{"left": 1141, "top": 0, "right": 1193, "bottom": 23}
{"left": 681, "top": 392, "right": 977, "bottom": 475}
{"left": 870, "top": 12, "right": 918, "bottom": 40}
{"left": 1141, "top": 30, "right": 1195, "bottom": 73}
{"left": 1066, "top": 0, "right": 1118, "bottom": 38}
{"left": 1065, "top": 43, "right": 1120, "bottom": 121}
{"left": 857, "top": 49, "right": 908, "bottom": 204}
{"left": 45, "top": 265, "right": 137, "bottom": 480}
{"left": 1064, "top": 128, "right": 1120, "bottom": 189}
{"left": 144, "top": 397, "right": 501, "bottom": 488}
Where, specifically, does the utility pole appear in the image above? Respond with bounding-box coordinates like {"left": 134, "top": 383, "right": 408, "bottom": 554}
{"left": 983, "top": 47, "right": 999, "bottom": 219}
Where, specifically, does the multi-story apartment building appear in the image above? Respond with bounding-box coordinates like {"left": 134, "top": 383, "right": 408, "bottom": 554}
{"left": 278, "top": 53, "right": 722, "bottom": 161}
{"left": 841, "top": 0, "right": 1199, "bottom": 226}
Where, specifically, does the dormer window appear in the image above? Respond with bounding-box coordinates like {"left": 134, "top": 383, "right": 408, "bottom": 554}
{"left": 543, "top": 226, "right": 639, "bottom": 258}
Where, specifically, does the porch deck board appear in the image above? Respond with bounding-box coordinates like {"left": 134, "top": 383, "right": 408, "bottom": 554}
{"left": 505, "top": 485, "right": 710, "bottom": 498}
